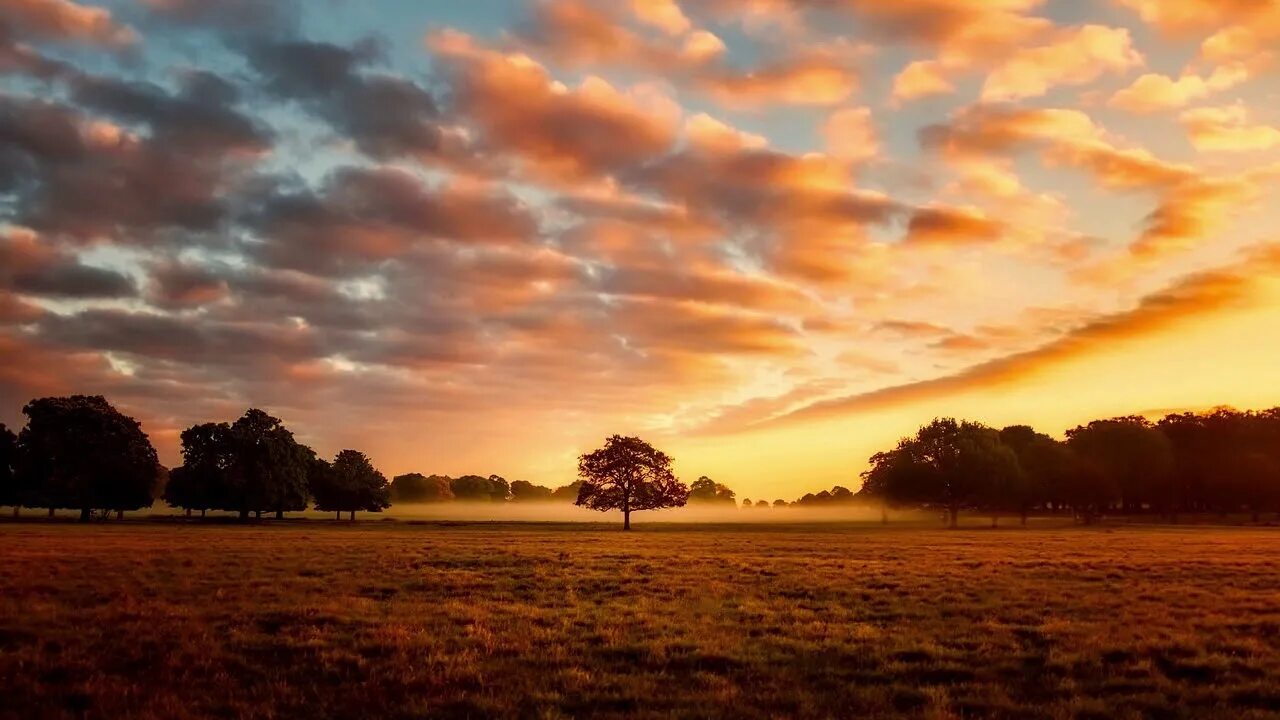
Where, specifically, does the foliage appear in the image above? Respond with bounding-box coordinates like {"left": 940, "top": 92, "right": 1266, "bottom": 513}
{"left": 687, "top": 476, "right": 737, "bottom": 505}
{"left": 311, "top": 450, "right": 390, "bottom": 517}
{"left": 0, "top": 423, "right": 16, "bottom": 509}
{"left": 389, "top": 473, "right": 454, "bottom": 503}
{"left": 576, "top": 435, "right": 688, "bottom": 529}
{"left": 509, "top": 479, "right": 554, "bottom": 502}
{"left": 15, "top": 395, "right": 159, "bottom": 520}
{"left": 450, "top": 474, "right": 510, "bottom": 502}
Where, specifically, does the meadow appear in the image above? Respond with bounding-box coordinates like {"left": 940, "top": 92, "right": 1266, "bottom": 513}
{"left": 1, "top": 520, "right": 1279, "bottom": 719}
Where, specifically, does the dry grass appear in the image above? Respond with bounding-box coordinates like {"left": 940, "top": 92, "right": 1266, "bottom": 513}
{"left": 1, "top": 520, "right": 1279, "bottom": 719}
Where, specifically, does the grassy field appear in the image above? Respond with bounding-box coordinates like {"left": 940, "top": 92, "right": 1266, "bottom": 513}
{"left": 1, "top": 521, "right": 1279, "bottom": 719}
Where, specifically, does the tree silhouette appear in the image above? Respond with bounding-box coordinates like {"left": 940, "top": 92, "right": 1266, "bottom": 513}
{"left": 1067, "top": 417, "right": 1173, "bottom": 516}
{"left": 165, "top": 422, "right": 235, "bottom": 518}
{"left": 17, "top": 395, "right": 159, "bottom": 521}
{"left": 576, "top": 435, "right": 688, "bottom": 530}
{"left": 688, "top": 476, "right": 736, "bottom": 505}
{"left": 312, "top": 450, "right": 390, "bottom": 520}
{"left": 551, "top": 480, "right": 582, "bottom": 502}
{"left": 0, "top": 423, "right": 17, "bottom": 516}
{"left": 390, "top": 473, "right": 454, "bottom": 503}
{"left": 999, "top": 426, "right": 1073, "bottom": 524}
{"left": 510, "top": 479, "right": 554, "bottom": 502}
{"left": 451, "top": 474, "right": 508, "bottom": 502}
{"left": 228, "top": 409, "right": 312, "bottom": 520}
{"left": 862, "top": 418, "right": 1017, "bottom": 528}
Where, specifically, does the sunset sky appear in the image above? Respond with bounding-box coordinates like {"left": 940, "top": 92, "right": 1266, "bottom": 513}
{"left": 1, "top": 0, "right": 1279, "bottom": 499}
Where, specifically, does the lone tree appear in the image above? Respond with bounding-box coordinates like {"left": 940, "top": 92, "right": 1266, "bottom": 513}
{"left": 17, "top": 395, "right": 159, "bottom": 521}
{"left": 312, "top": 449, "right": 391, "bottom": 520}
{"left": 576, "top": 435, "right": 688, "bottom": 530}
{"left": 1, "top": 423, "right": 17, "bottom": 516}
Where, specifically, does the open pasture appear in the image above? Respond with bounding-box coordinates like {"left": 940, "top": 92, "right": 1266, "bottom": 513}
{"left": 1, "top": 521, "right": 1278, "bottom": 719}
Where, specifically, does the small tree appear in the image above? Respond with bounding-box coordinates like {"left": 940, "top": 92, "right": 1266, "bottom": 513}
{"left": 165, "top": 422, "right": 234, "bottom": 517}
{"left": 576, "top": 435, "right": 688, "bottom": 530}
{"left": 17, "top": 395, "right": 159, "bottom": 521}
{"left": 312, "top": 450, "right": 390, "bottom": 520}
{"left": 0, "top": 423, "right": 17, "bottom": 516}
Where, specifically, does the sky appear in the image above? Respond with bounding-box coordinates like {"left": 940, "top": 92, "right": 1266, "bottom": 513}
{"left": 1, "top": 0, "right": 1279, "bottom": 499}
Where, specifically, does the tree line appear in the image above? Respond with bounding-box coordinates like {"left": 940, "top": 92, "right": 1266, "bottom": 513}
{"left": 858, "top": 411, "right": 1280, "bottom": 527}
{"left": 0, "top": 396, "right": 390, "bottom": 521}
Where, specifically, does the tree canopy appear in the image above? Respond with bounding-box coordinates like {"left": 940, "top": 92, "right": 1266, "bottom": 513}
{"left": 688, "top": 476, "right": 737, "bottom": 505}
{"left": 576, "top": 435, "right": 688, "bottom": 530}
{"left": 17, "top": 395, "right": 159, "bottom": 521}
{"left": 312, "top": 449, "right": 390, "bottom": 519}
{"left": 390, "top": 473, "right": 454, "bottom": 503}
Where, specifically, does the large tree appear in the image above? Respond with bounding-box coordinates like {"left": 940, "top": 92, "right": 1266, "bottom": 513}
{"left": 17, "top": 395, "right": 159, "bottom": 521}
{"left": 861, "top": 418, "right": 1019, "bottom": 528}
{"left": 576, "top": 435, "right": 688, "bottom": 530}
{"left": 227, "top": 409, "right": 312, "bottom": 519}
{"left": 0, "top": 423, "right": 17, "bottom": 516}
{"left": 312, "top": 449, "right": 391, "bottom": 520}
{"left": 390, "top": 473, "right": 454, "bottom": 503}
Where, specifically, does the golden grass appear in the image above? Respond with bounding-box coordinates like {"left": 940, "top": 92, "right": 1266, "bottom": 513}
{"left": 1, "top": 521, "right": 1278, "bottom": 719}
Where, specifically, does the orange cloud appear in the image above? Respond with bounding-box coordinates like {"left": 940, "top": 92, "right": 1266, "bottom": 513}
{"left": 1110, "top": 65, "right": 1247, "bottom": 114}
{"left": 758, "top": 244, "right": 1280, "bottom": 427}
{"left": 0, "top": 0, "right": 135, "bottom": 46}
{"left": 1180, "top": 104, "right": 1280, "bottom": 152}
{"left": 981, "top": 25, "right": 1143, "bottom": 101}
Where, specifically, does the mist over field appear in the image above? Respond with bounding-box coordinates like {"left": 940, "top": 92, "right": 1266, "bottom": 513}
{"left": 379, "top": 502, "right": 900, "bottom": 524}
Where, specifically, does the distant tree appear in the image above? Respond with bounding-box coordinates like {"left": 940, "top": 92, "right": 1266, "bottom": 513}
{"left": 741, "top": 498, "right": 753, "bottom": 509}
{"left": 488, "top": 475, "right": 511, "bottom": 502}
{"left": 17, "top": 395, "right": 159, "bottom": 521}
{"left": 861, "top": 418, "right": 1017, "bottom": 528}
{"left": 1067, "top": 417, "right": 1173, "bottom": 515}
{"left": 576, "top": 435, "right": 688, "bottom": 530}
{"left": 755, "top": 499, "right": 768, "bottom": 508}
{"left": 829, "top": 486, "right": 855, "bottom": 504}
{"left": 451, "top": 474, "right": 508, "bottom": 502}
{"left": 688, "top": 476, "right": 737, "bottom": 505}
{"left": 312, "top": 450, "right": 390, "bottom": 520}
{"left": 390, "top": 473, "right": 454, "bottom": 503}
{"left": 510, "top": 479, "right": 554, "bottom": 502}
{"left": 773, "top": 499, "right": 787, "bottom": 508}
{"left": 551, "top": 480, "right": 583, "bottom": 502}
{"left": 0, "top": 423, "right": 17, "bottom": 516}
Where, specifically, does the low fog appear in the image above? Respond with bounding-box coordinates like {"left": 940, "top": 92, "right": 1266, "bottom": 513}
{"left": 379, "top": 502, "right": 907, "bottom": 524}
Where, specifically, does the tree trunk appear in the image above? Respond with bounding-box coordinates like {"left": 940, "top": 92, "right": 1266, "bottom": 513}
{"left": 254, "top": 510, "right": 261, "bottom": 520}
{"left": 79, "top": 508, "right": 91, "bottom": 522}
{"left": 948, "top": 506, "right": 958, "bottom": 529}
{"left": 335, "top": 510, "right": 341, "bottom": 520}
{"left": 201, "top": 509, "right": 206, "bottom": 518}
{"left": 116, "top": 510, "right": 123, "bottom": 520}
{"left": 349, "top": 510, "right": 355, "bottom": 521}
{"left": 623, "top": 509, "right": 631, "bottom": 531}
{"left": 275, "top": 509, "right": 284, "bottom": 520}
{"left": 185, "top": 508, "right": 191, "bottom": 518}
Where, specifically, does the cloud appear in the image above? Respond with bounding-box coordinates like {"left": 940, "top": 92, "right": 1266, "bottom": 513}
{"left": 0, "top": 227, "right": 136, "bottom": 299}
{"left": 757, "top": 245, "right": 1280, "bottom": 427}
{"left": 247, "top": 38, "right": 446, "bottom": 162}
{"left": 980, "top": 25, "right": 1143, "bottom": 102}
{"left": 822, "top": 106, "right": 879, "bottom": 163}
{"left": 0, "top": 0, "right": 135, "bottom": 47}
{"left": 429, "top": 29, "right": 681, "bottom": 184}
{"left": 1110, "top": 65, "right": 1247, "bottom": 114}
{"left": 1180, "top": 104, "right": 1280, "bottom": 152}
